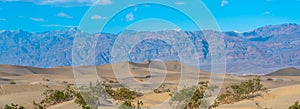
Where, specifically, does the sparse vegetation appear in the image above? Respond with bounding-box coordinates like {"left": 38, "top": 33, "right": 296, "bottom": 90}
{"left": 169, "top": 81, "right": 218, "bottom": 109}
{"left": 169, "top": 77, "right": 267, "bottom": 109}
{"left": 214, "top": 76, "right": 267, "bottom": 105}
{"left": 42, "top": 78, "right": 50, "bottom": 82}
{"left": 119, "top": 100, "right": 143, "bottom": 109}
{"left": 4, "top": 103, "right": 25, "bottom": 109}
{"left": 74, "top": 81, "right": 142, "bottom": 109}
{"left": 73, "top": 91, "right": 94, "bottom": 109}
{"left": 108, "top": 80, "right": 119, "bottom": 83}
{"left": 2, "top": 77, "right": 267, "bottom": 109}
{"left": 10, "top": 81, "right": 16, "bottom": 85}
{"left": 74, "top": 81, "right": 105, "bottom": 109}
{"left": 289, "top": 100, "right": 300, "bottom": 109}
{"left": 153, "top": 84, "right": 171, "bottom": 93}
{"left": 266, "top": 78, "right": 273, "bottom": 81}
{"left": 33, "top": 85, "right": 75, "bottom": 109}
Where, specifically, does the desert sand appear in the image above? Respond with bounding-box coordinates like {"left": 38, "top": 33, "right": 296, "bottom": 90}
{"left": 1, "top": 61, "right": 300, "bottom": 109}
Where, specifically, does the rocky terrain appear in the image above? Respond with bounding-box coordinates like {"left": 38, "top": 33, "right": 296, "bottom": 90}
{"left": 0, "top": 23, "right": 300, "bottom": 74}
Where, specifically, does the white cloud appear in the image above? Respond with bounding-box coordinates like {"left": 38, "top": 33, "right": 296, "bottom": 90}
{"left": 126, "top": 12, "right": 134, "bottom": 21}
{"left": 57, "top": 12, "right": 73, "bottom": 18}
{"left": 175, "top": 2, "right": 185, "bottom": 5}
{"left": 174, "top": 28, "right": 181, "bottom": 31}
{"left": 0, "top": 18, "right": 6, "bottom": 21}
{"left": 30, "top": 17, "right": 45, "bottom": 22}
{"left": 263, "top": 11, "right": 271, "bottom": 15}
{"left": 221, "top": 0, "right": 229, "bottom": 7}
{"left": 90, "top": 15, "right": 108, "bottom": 20}
{"left": 128, "top": 4, "right": 135, "bottom": 7}
{"left": 41, "top": 24, "right": 75, "bottom": 28}
{"left": 0, "top": 0, "right": 112, "bottom": 6}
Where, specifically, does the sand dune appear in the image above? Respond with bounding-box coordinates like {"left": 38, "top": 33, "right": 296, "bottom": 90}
{"left": 0, "top": 62, "right": 300, "bottom": 109}
{"left": 217, "top": 84, "right": 300, "bottom": 109}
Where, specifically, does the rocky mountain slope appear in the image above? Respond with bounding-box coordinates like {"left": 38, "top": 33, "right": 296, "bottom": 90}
{"left": 0, "top": 23, "right": 299, "bottom": 74}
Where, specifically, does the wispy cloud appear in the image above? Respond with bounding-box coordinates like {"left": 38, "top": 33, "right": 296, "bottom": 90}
{"left": 30, "top": 17, "right": 45, "bottom": 22}
{"left": 175, "top": 2, "right": 185, "bottom": 5}
{"left": 174, "top": 28, "right": 181, "bottom": 31}
{"left": 57, "top": 12, "right": 73, "bottom": 18}
{"left": 0, "top": 0, "right": 112, "bottom": 6}
{"left": 41, "top": 24, "right": 75, "bottom": 28}
{"left": 90, "top": 15, "right": 108, "bottom": 20}
{"left": 221, "top": 0, "right": 229, "bottom": 7}
{"left": 126, "top": 12, "right": 134, "bottom": 21}
{"left": 263, "top": 11, "right": 271, "bottom": 15}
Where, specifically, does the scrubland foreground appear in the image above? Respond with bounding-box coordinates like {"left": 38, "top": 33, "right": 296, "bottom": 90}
{"left": 1, "top": 61, "right": 300, "bottom": 109}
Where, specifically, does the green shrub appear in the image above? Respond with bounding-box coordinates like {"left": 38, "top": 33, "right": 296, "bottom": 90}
{"left": 170, "top": 81, "right": 217, "bottom": 109}
{"left": 73, "top": 91, "right": 93, "bottom": 109}
{"left": 4, "top": 103, "right": 25, "bottom": 109}
{"left": 215, "top": 76, "right": 267, "bottom": 105}
{"left": 73, "top": 81, "right": 142, "bottom": 109}
{"left": 108, "top": 87, "right": 139, "bottom": 101}
{"left": 73, "top": 81, "right": 106, "bottom": 109}
{"left": 33, "top": 85, "right": 75, "bottom": 108}
{"left": 10, "top": 81, "right": 16, "bottom": 85}
{"left": 108, "top": 80, "right": 119, "bottom": 83}
{"left": 119, "top": 100, "right": 143, "bottom": 109}
{"left": 289, "top": 101, "right": 300, "bottom": 109}
{"left": 153, "top": 84, "right": 171, "bottom": 94}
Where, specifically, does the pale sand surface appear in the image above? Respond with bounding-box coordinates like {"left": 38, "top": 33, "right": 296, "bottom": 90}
{"left": 0, "top": 62, "right": 300, "bottom": 109}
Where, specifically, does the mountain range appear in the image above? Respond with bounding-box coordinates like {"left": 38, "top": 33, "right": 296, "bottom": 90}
{"left": 0, "top": 23, "right": 300, "bottom": 74}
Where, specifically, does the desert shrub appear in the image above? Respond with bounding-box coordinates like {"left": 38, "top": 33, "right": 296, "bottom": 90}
{"left": 170, "top": 81, "right": 218, "bottom": 109}
{"left": 42, "top": 85, "right": 74, "bottom": 105}
{"left": 108, "top": 87, "right": 139, "bottom": 101}
{"left": 4, "top": 103, "right": 25, "bottom": 109}
{"left": 73, "top": 81, "right": 109, "bottom": 109}
{"left": 266, "top": 78, "right": 273, "bottom": 81}
{"left": 10, "top": 81, "right": 16, "bottom": 85}
{"left": 73, "top": 91, "right": 94, "bottom": 109}
{"left": 153, "top": 84, "right": 171, "bottom": 94}
{"left": 109, "top": 80, "right": 119, "bottom": 83}
{"left": 119, "top": 100, "right": 143, "bottom": 109}
{"left": 74, "top": 81, "right": 142, "bottom": 109}
{"left": 42, "top": 78, "right": 50, "bottom": 82}
{"left": 101, "top": 82, "right": 142, "bottom": 101}
{"left": 119, "top": 100, "right": 134, "bottom": 109}
{"left": 214, "top": 76, "right": 267, "bottom": 105}
{"left": 33, "top": 85, "right": 75, "bottom": 109}
{"left": 289, "top": 100, "right": 300, "bottom": 109}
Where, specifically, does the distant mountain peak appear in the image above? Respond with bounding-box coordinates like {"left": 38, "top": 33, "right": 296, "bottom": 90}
{"left": 0, "top": 23, "right": 299, "bottom": 75}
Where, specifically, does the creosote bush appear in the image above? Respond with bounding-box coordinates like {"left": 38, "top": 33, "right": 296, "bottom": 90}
{"left": 170, "top": 81, "right": 218, "bottom": 109}
{"left": 7, "top": 81, "right": 143, "bottom": 109}
{"left": 75, "top": 81, "right": 142, "bottom": 109}
{"left": 33, "top": 85, "right": 75, "bottom": 109}
{"left": 10, "top": 81, "right": 16, "bottom": 85}
{"left": 214, "top": 76, "right": 267, "bottom": 105}
{"left": 153, "top": 84, "right": 171, "bottom": 93}
{"left": 119, "top": 100, "right": 143, "bottom": 109}
{"left": 4, "top": 103, "right": 25, "bottom": 109}
{"left": 289, "top": 100, "right": 300, "bottom": 109}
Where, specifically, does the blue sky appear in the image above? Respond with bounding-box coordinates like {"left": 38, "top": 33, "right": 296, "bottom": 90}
{"left": 0, "top": 0, "right": 299, "bottom": 33}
